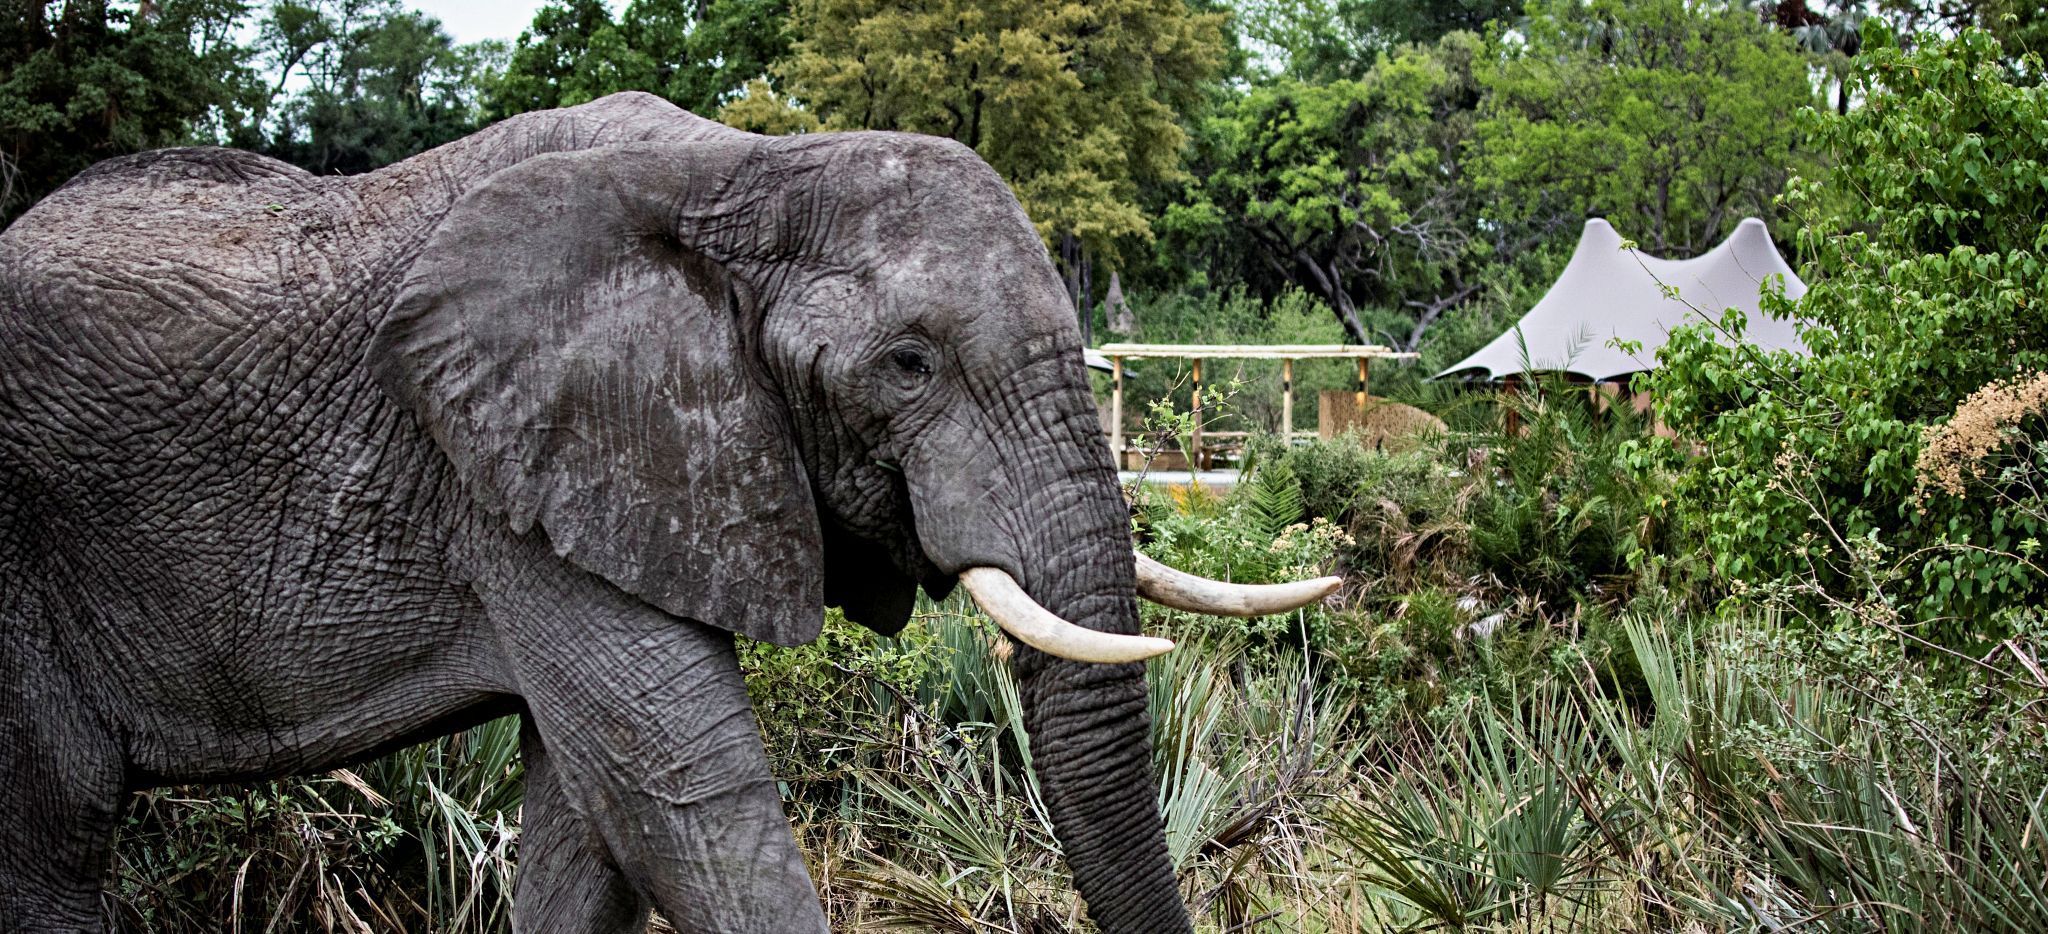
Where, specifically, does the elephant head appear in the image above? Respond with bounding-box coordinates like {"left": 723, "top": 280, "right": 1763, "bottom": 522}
{"left": 371, "top": 124, "right": 1335, "bottom": 931}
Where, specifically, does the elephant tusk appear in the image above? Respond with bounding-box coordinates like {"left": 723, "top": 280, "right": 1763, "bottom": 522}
{"left": 1133, "top": 550, "right": 1342, "bottom": 617}
{"left": 959, "top": 567, "right": 1175, "bottom": 664}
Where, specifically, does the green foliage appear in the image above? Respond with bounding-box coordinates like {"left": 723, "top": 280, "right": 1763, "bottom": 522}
{"left": 1141, "top": 456, "right": 1351, "bottom": 624}
{"left": 1353, "top": 0, "right": 1523, "bottom": 49}
{"left": 619, "top": 0, "right": 790, "bottom": 115}
{"left": 1235, "top": 0, "right": 1523, "bottom": 82}
{"left": 1326, "top": 613, "right": 2048, "bottom": 930}
{"left": 1683, "top": 619, "right": 2048, "bottom": 932}
{"left": 1240, "top": 379, "right": 1670, "bottom": 620}
{"left": 1334, "top": 684, "right": 1612, "bottom": 929}
{"left": 1471, "top": 0, "right": 1815, "bottom": 256}
{"left": 1454, "top": 378, "right": 1670, "bottom": 612}
{"left": 1877, "top": 0, "right": 2048, "bottom": 63}
{"left": 487, "top": 0, "right": 790, "bottom": 119}
{"left": 1163, "top": 31, "right": 1484, "bottom": 343}
{"left": 726, "top": 0, "right": 1227, "bottom": 268}
{"left": 253, "top": 0, "right": 501, "bottom": 175}
{"left": 0, "top": 0, "right": 256, "bottom": 227}
{"left": 112, "top": 719, "right": 523, "bottom": 930}
{"left": 1648, "top": 25, "right": 2048, "bottom": 643}
{"left": 481, "top": 0, "right": 614, "bottom": 116}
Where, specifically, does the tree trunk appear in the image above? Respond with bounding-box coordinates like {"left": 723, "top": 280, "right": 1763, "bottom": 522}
{"left": 1403, "top": 281, "right": 1479, "bottom": 351}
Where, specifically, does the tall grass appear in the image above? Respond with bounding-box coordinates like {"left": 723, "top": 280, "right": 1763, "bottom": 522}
{"left": 111, "top": 720, "right": 523, "bottom": 932}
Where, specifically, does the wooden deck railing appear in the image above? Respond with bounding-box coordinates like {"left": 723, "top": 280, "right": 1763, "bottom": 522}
{"left": 1096, "top": 343, "right": 1419, "bottom": 469}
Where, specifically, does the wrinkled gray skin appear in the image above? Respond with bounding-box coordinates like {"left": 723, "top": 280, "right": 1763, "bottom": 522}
{"left": 0, "top": 93, "right": 1189, "bottom": 933}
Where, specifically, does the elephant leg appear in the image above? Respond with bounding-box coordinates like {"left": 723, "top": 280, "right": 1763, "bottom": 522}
{"left": 514, "top": 717, "right": 650, "bottom": 934}
{"left": 0, "top": 592, "right": 123, "bottom": 932}
{"left": 480, "top": 549, "right": 828, "bottom": 934}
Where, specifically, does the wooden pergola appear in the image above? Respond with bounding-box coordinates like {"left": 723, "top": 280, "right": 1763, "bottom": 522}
{"left": 1096, "top": 343, "right": 1420, "bottom": 465}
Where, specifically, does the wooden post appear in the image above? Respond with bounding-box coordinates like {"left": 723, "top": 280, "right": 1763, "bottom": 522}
{"left": 1190, "top": 358, "right": 1204, "bottom": 470}
{"left": 1281, "top": 358, "right": 1294, "bottom": 440}
{"left": 1110, "top": 356, "right": 1124, "bottom": 467}
{"left": 1502, "top": 374, "right": 1522, "bottom": 437}
{"left": 1354, "top": 355, "right": 1371, "bottom": 418}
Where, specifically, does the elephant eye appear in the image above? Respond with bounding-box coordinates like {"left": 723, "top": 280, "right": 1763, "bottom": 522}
{"left": 891, "top": 347, "right": 933, "bottom": 377}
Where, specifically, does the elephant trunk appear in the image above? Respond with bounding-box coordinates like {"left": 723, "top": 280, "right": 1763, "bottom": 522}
{"left": 908, "top": 354, "right": 1193, "bottom": 932}
{"left": 1014, "top": 621, "right": 1189, "bottom": 933}
{"left": 1009, "top": 491, "right": 1189, "bottom": 933}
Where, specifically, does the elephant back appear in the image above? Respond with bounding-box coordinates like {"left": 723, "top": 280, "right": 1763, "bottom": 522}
{"left": 0, "top": 93, "right": 765, "bottom": 580}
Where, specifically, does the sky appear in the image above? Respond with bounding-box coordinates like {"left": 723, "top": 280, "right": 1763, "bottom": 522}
{"left": 407, "top": 0, "right": 619, "bottom": 45}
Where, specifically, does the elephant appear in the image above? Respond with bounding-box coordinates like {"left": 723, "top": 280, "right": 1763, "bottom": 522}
{"left": 0, "top": 92, "right": 1337, "bottom": 932}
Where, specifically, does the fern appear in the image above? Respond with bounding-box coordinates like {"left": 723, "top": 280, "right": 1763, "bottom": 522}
{"left": 1241, "top": 456, "right": 1306, "bottom": 542}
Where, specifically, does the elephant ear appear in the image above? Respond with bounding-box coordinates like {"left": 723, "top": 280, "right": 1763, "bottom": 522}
{"left": 373, "top": 141, "right": 826, "bottom": 646}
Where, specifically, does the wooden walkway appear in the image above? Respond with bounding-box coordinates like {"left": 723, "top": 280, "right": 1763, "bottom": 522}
{"left": 1097, "top": 342, "right": 1418, "bottom": 468}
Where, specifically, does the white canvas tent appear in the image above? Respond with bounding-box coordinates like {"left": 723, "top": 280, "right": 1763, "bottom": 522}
{"left": 1437, "top": 217, "right": 1808, "bottom": 382}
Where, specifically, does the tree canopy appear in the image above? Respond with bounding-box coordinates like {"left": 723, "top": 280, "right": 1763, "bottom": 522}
{"left": 487, "top": 0, "right": 789, "bottom": 119}
{"left": 0, "top": 0, "right": 1917, "bottom": 366}
{"left": 1471, "top": 0, "right": 1816, "bottom": 257}
{"left": 1160, "top": 32, "right": 1484, "bottom": 345}
{"left": 253, "top": 0, "right": 501, "bottom": 175}
{"left": 1649, "top": 23, "right": 2048, "bottom": 637}
{"left": 1, "top": 0, "right": 253, "bottom": 225}
{"left": 1236, "top": 0, "right": 1521, "bottom": 81}
{"left": 721, "top": 0, "right": 1228, "bottom": 332}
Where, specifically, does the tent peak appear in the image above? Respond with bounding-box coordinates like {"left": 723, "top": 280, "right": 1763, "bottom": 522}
{"left": 1434, "top": 216, "right": 1809, "bottom": 383}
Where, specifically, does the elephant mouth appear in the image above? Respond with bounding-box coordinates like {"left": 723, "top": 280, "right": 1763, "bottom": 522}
{"left": 955, "top": 553, "right": 1340, "bottom": 663}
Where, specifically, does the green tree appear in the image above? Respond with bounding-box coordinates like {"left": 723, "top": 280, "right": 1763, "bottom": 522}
{"left": 725, "top": 0, "right": 1227, "bottom": 336}
{"left": 1356, "top": 0, "right": 1522, "bottom": 46}
{"left": 1, "top": 0, "right": 256, "bottom": 227}
{"left": 1157, "top": 32, "right": 1485, "bottom": 346}
{"left": 716, "top": 76, "right": 817, "bottom": 135}
{"left": 1235, "top": 0, "right": 1520, "bottom": 81}
{"left": 1470, "top": 0, "right": 1815, "bottom": 256}
{"left": 1646, "top": 25, "right": 2048, "bottom": 642}
{"left": 256, "top": 0, "right": 501, "bottom": 175}
{"left": 484, "top": 0, "right": 617, "bottom": 117}
{"left": 1876, "top": 0, "right": 2047, "bottom": 60}
{"left": 617, "top": 0, "right": 790, "bottom": 115}
{"left": 488, "top": 0, "right": 790, "bottom": 119}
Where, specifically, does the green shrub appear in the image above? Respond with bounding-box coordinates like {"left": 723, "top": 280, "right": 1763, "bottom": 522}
{"left": 1456, "top": 377, "right": 1672, "bottom": 612}
{"left": 1647, "top": 25, "right": 2048, "bottom": 644}
{"left": 112, "top": 720, "right": 523, "bottom": 932}
{"left": 1253, "top": 374, "right": 1676, "bottom": 619}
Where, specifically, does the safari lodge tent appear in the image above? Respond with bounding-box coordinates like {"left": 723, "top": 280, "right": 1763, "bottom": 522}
{"left": 1436, "top": 217, "right": 1809, "bottom": 386}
